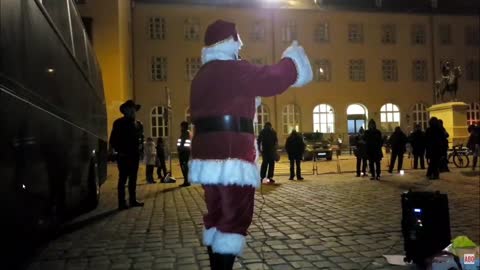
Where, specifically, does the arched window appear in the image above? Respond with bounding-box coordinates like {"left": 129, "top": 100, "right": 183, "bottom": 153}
{"left": 151, "top": 106, "right": 168, "bottom": 138}
{"left": 380, "top": 103, "right": 400, "bottom": 132}
{"left": 313, "top": 104, "right": 335, "bottom": 133}
{"left": 282, "top": 104, "right": 300, "bottom": 135}
{"left": 346, "top": 104, "right": 368, "bottom": 134}
{"left": 412, "top": 103, "right": 429, "bottom": 130}
{"left": 467, "top": 102, "right": 480, "bottom": 125}
{"left": 255, "top": 104, "right": 270, "bottom": 135}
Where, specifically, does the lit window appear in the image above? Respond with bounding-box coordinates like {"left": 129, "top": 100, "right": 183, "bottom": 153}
{"left": 465, "top": 25, "right": 480, "bottom": 46}
{"left": 151, "top": 57, "right": 167, "bottom": 81}
{"left": 251, "top": 21, "right": 266, "bottom": 42}
{"left": 381, "top": 24, "right": 396, "bottom": 44}
{"left": 380, "top": 103, "right": 400, "bottom": 132}
{"left": 184, "top": 18, "right": 200, "bottom": 41}
{"left": 411, "top": 24, "right": 426, "bottom": 45}
{"left": 255, "top": 104, "right": 270, "bottom": 135}
{"left": 348, "top": 23, "right": 363, "bottom": 43}
{"left": 314, "top": 59, "right": 331, "bottom": 82}
{"left": 149, "top": 17, "right": 166, "bottom": 40}
{"left": 185, "top": 57, "right": 201, "bottom": 81}
{"left": 439, "top": 24, "right": 452, "bottom": 45}
{"left": 382, "top": 59, "right": 398, "bottom": 81}
{"left": 281, "top": 20, "right": 297, "bottom": 43}
{"left": 412, "top": 60, "right": 428, "bottom": 81}
{"left": 314, "top": 22, "right": 329, "bottom": 43}
{"left": 313, "top": 104, "right": 335, "bottom": 133}
{"left": 412, "top": 103, "right": 429, "bottom": 130}
{"left": 466, "top": 59, "right": 480, "bottom": 81}
{"left": 467, "top": 103, "right": 480, "bottom": 125}
{"left": 282, "top": 104, "right": 300, "bottom": 135}
{"left": 349, "top": 59, "right": 365, "bottom": 81}
{"left": 151, "top": 106, "right": 169, "bottom": 138}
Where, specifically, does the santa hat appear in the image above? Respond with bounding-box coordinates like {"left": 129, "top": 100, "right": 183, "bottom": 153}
{"left": 202, "top": 20, "right": 243, "bottom": 64}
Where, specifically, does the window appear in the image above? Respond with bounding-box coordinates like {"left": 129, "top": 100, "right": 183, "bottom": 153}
{"left": 255, "top": 104, "right": 270, "bottom": 135}
{"left": 466, "top": 59, "right": 480, "bottom": 81}
{"left": 314, "top": 59, "right": 331, "bottom": 81}
{"left": 282, "top": 104, "right": 300, "bottom": 135}
{"left": 439, "top": 24, "right": 452, "bottom": 45}
{"left": 314, "top": 22, "right": 329, "bottom": 43}
{"left": 41, "top": 0, "right": 73, "bottom": 50}
{"left": 151, "top": 106, "right": 169, "bottom": 138}
{"left": 185, "top": 57, "right": 201, "bottom": 80}
{"left": 382, "top": 59, "right": 398, "bottom": 81}
{"left": 251, "top": 58, "right": 265, "bottom": 65}
{"left": 151, "top": 57, "right": 167, "bottom": 81}
{"left": 380, "top": 103, "right": 400, "bottom": 132}
{"left": 184, "top": 18, "right": 200, "bottom": 41}
{"left": 149, "top": 17, "right": 166, "bottom": 40}
{"left": 313, "top": 104, "right": 335, "bottom": 133}
{"left": 281, "top": 20, "right": 297, "bottom": 43}
{"left": 412, "top": 103, "right": 429, "bottom": 130}
{"left": 411, "top": 24, "right": 426, "bottom": 45}
{"left": 348, "top": 23, "right": 363, "bottom": 43}
{"left": 349, "top": 59, "right": 365, "bottom": 81}
{"left": 381, "top": 24, "right": 396, "bottom": 44}
{"left": 467, "top": 102, "right": 480, "bottom": 125}
{"left": 465, "top": 25, "right": 480, "bottom": 46}
{"left": 251, "top": 21, "right": 266, "bottom": 42}
{"left": 412, "top": 60, "right": 428, "bottom": 81}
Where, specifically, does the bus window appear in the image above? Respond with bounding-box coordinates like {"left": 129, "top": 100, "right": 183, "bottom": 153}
{"left": 69, "top": 1, "right": 89, "bottom": 75}
{"left": 39, "top": 0, "right": 73, "bottom": 51}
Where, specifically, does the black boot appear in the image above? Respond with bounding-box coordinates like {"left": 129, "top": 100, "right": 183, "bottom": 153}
{"left": 207, "top": 246, "right": 215, "bottom": 269}
{"left": 213, "top": 253, "right": 235, "bottom": 270}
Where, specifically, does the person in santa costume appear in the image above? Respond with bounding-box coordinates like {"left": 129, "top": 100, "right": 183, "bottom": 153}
{"left": 189, "top": 19, "right": 312, "bottom": 269}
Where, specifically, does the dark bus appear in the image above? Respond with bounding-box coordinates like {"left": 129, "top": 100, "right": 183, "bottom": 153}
{"left": 0, "top": 0, "right": 107, "bottom": 240}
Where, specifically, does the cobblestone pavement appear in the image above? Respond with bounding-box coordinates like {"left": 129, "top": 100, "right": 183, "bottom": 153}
{"left": 27, "top": 157, "right": 479, "bottom": 270}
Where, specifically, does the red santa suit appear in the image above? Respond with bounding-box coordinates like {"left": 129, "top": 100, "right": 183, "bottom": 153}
{"left": 189, "top": 20, "right": 312, "bottom": 267}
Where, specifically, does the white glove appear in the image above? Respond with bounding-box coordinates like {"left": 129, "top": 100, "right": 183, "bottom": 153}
{"left": 281, "top": 40, "right": 313, "bottom": 87}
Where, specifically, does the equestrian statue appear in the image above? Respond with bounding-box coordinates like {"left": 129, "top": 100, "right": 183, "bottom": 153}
{"left": 435, "top": 61, "right": 462, "bottom": 103}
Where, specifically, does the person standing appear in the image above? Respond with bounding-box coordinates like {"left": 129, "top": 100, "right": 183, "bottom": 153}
{"left": 188, "top": 20, "right": 312, "bottom": 269}
{"left": 109, "top": 100, "right": 145, "bottom": 210}
{"left": 467, "top": 125, "right": 480, "bottom": 171}
{"left": 425, "top": 117, "right": 443, "bottom": 180}
{"left": 144, "top": 137, "right": 156, "bottom": 184}
{"left": 354, "top": 127, "right": 368, "bottom": 177}
{"left": 258, "top": 122, "right": 278, "bottom": 184}
{"left": 438, "top": 119, "right": 450, "bottom": 173}
{"left": 409, "top": 124, "right": 426, "bottom": 169}
{"left": 388, "top": 126, "right": 407, "bottom": 174}
{"left": 285, "top": 129, "right": 306, "bottom": 180}
{"left": 156, "top": 137, "right": 168, "bottom": 181}
{"left": 177, "top": 121, "right": 192, "bottom": 187}
{"left": 365, "top": 119, "right": 383, "bottom": 180}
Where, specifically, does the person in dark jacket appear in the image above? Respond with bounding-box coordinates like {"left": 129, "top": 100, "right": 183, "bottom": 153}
{"left": 177, "top": 121, "right": 192, "bottom": 187}
{"left": 109, "top": 100, "right": 145, "bottom": 210}
{"left": 354, "top": 127, "right": 368, "bottom": 177}
{"left": 438, "top": 119, "right": 450, "bottom": 172}
{"left": 388, "top": 126, "right": 408, "bottom": 173}
{"left": 467, "top": 125, "right": 480, "bottom": 171}
{"left": 258, "top": 122, "right": 278, "bottom": 183}
{"left": 285, "top": 130, "right": 306, "bottom": 180}
{"left": 409, "top": 124, "right": 426, "bottom": 169}
{"left": 364, "top": 119, "right": 383, "bottom": 180}
{"left": 425, "top": 117, "right": 444, "bottom": 180}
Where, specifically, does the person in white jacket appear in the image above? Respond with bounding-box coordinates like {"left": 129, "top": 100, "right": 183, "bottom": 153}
{"left": 144, "top": 137, "right": 157, "bottom": 183}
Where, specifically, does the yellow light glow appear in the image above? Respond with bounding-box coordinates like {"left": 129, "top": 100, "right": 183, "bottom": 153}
{"left": 319, "top": 68, "right": 324, "bottom": 73}
{"left": 47, "top": 68, "right": 55, "bottom": 73}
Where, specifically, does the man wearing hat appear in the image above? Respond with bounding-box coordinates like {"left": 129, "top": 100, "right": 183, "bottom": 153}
{"left": 189, "top": 19, "right": 312, "bottom": 269}
{"left": 109, "top": 100, "right": 145, "bottom": 210}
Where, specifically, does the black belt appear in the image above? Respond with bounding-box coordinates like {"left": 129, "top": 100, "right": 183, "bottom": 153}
{"left": 194, "top": 115, "right": 254, "bottom": 134}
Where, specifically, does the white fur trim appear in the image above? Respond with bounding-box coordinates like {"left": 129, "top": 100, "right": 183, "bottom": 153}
{"left": 281, "top": 40, "right": 313, "bottom": 87}
{"left": 189, "top": 158, "right": 260, "bottom": 188}
{"left": 201, "top": 37, "right": 242, "bottom": 65}
{"left": 211, "top": 230, "right": 246, "bottom": 255}
{"left": 203, "top": 227, "right": 217, "bottom": 246}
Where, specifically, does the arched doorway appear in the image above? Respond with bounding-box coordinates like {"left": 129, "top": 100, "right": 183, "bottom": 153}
{"left": 347, "top": 104, "right": 368, "bottom": 134}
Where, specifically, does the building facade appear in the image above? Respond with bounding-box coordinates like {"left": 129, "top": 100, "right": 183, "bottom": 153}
{"left": 80, "top": 0, "right": 479, "bottom": 147}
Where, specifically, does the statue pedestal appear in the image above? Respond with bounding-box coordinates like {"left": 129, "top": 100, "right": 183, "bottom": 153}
{"left": 427, "top": 102, "right": 469, "bottom": 146}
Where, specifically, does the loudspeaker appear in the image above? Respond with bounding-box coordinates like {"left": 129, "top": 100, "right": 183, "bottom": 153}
{"left": 401, "top": 190, "right": 451, "bottom": 266}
